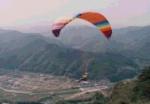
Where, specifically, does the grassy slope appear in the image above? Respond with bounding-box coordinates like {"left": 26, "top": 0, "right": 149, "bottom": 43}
{"left": 55, "top": 67, "right": 150, "bottom": 104}
{"left": 109, "top": 67, "right": 150, "bottom": 104}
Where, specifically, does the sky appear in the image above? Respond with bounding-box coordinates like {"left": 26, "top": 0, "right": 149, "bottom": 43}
{"left": 0, "top": 0, "right": 150, "bottom": 28}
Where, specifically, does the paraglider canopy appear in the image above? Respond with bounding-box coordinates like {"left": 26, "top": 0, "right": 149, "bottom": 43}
{"left": 52, "top": 18, "right": 72, "bottom": 37}
{"left": 51, "top": 12, "right": 112, "bottom": 82}
{"left": 52, "top": 12, "right": 112, "bottom": 38}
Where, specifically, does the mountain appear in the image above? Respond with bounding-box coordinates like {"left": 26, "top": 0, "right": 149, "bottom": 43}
{"left": 109, "top": 26, "right": 150, "bottom": 56}
{"left": 108, "top": 26, "right": 150, "bottom": 69}
{"left": 5, "top": 21, "right": 55, "bottom": 37}
{"left": 55, "top": 66, "right": 150, "bottom": 104}
{"left": 9, "top": 22, "right": 150, "bottom": 62}
{"left": 59, "top": 23, "right": 150, "bottom": 54}
{"left": 59, "top": 25, "right": 150, "bottom": 68}
{"left": 109, "top": 66, "right": 150, "bottom": 104}
{"left": 0, "top": 28, "right": 140, "bottom": 81}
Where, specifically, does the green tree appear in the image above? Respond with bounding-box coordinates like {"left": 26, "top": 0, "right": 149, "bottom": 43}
{"left": 133, "top": 66, "right": 150, "bottom": 100}
{"left": 91, "top": 92, "right": 107, "bottom": 104}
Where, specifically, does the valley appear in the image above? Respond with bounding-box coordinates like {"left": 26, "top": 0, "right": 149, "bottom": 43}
{"left": 0, "top": 70, "right": 110, "bottom": 103}
{"left": 0, "top": 26, "right": 149, "bottom": 103}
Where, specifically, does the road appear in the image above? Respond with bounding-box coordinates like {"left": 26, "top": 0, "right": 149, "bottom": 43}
{"left": 0, "top": 86, "right": 33, "bottom": 94}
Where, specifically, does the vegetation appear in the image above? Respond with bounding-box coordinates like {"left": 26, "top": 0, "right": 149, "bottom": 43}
{"left": 0, "top": 29, "right": 141, "bottom": 82}
{"left": 109, "top": 66, "right": 150, "bottom": 104}
{"left": 56, "top": 92, "right": 107, "bottom": 104}
{"left": 55, "top": 66, "right": 150, "bottom": 104}
{"left": 0, "top": 26, "right": 150, "bottom": 103}
{"left": 133, "top": 66, "right": 150, "bottom": 101}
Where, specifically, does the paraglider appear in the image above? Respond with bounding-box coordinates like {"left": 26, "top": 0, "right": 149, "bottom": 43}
{"left": 52, "top": 18, "right": 72, "bottom": 37}
{"left": 52, "top": 12, "right": 112, "bottom": 38}
{"left": 51, "top": 11, "right": 112, "bottom": 82}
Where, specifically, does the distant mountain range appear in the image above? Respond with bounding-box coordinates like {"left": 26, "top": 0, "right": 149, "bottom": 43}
{"left": 0, "top": 25, "right": 149, "bottom": 82}
{"left": 59, "top": 25, "right": 150, "bottom": 68}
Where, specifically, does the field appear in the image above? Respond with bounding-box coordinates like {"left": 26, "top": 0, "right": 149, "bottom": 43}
{"left": 0, "top": 70, "right": 80, "bottom": 102}
{"left": 0, "top": 70, "right": 109, "bottom": 103}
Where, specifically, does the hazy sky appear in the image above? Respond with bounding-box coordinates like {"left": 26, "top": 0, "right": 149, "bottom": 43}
{"left": 0, "top": 0, "right": 150, "bottom": 28}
